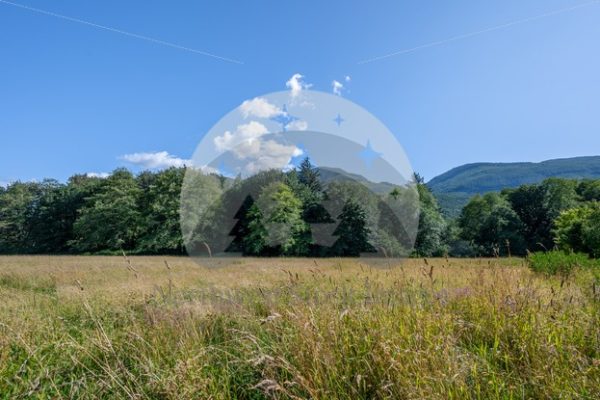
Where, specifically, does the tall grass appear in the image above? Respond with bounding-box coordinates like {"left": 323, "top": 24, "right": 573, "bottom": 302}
{"left": 0, "top": 256, "right": 599, "bottom": 399}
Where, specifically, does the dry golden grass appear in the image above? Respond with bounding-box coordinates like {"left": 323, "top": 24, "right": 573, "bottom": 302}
{"left": 0, "top": 256, "right": 598, "bottom": 399}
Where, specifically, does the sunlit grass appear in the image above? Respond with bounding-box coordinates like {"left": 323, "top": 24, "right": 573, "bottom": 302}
{"left": 0, "top": 256, "right": 598, "bottom": 399}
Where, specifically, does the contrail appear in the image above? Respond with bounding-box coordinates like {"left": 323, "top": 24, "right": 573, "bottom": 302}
{"left": 358, "top": 0, "right": 600, "bottom": 64}
{"left": 0, "top": 0, "right": 244, "bottom": 64}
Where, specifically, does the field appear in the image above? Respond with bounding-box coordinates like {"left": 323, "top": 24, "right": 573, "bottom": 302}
{"left": 0, "top": 256, "right": 599, "bottom": 399}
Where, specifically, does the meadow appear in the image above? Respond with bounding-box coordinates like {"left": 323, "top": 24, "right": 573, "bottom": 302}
{"left": 0, "top": 256, "right": 599, "bottom": 399}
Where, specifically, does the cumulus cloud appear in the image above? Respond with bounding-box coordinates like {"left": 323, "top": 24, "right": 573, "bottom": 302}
{"left": 121, "top": 151, "right": 191, "bottom": 169}
{"left": 345, "top": 75, "right": 351, "bottom": 82}
{"left": 213, "top": 120, "right": 303, "bottom": 175}
{"left": 214, "top": 121, "right": 270, "bottom": 153}
{"left": 244, "top": 140, "right": 303, "bottom": 175}
{"left": 86, "top": 172, "right": 110, "bottom": 178}
{"left": 332, "top": 80, "right": 344, "bottom": 96}
{"left": 239, "top": 97, "right": 283, "bottom": 119}
{"left": 286, "top": 73, "right": 311, "bottom": 98}
{"left": 287, "top": 119, "right": 308, "bottom": 131}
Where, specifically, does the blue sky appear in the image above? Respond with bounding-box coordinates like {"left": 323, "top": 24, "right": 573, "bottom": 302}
{"left": 1, "top": 0, "right": 599, "bottom": 184}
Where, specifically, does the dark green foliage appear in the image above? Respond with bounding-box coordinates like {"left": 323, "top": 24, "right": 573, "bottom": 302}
{"left": 0, "top": 181, "right": 44, "bottom": 253}
{"left": 184, "top": 166, "right": 384, "bottom": 257}
{"left": 226, "top": 195, "right": 256, "bottom": 254}
{"left": 444, "top": 221, "right": 477, "bottom": 257}
{"left": 429, "top": 192, "right": 472, "bottom": 218}
{"left": 413, "top": 172, "right": 425, "bottom": 184}
{"left": 413, "top": 183, "right": 449, "bottom": 257}
{"left": 242, "top": 203, "right": 268, "bottom": 255}
{"left": 70, "top": 169, "right": 142, "bottom": 253}
{"left": 136, "top": 168, "right": 185, "bottom": 254}
{"left": 455, "top": 178, "right": 600, "bottom": 258}
{"left": 555, "top": 203, "right": 600, "bottom": 258}
{"left": 459, "top": 193, "right": 526, "bottom": 256}
{"left": 197, "top": 169, "right": 283, "bottom": 255}
{"left": 298, "top": 157, "right": 322, "bottom": 194}
{"left": 0, "top": 168, "right": 188, "bottom": 255}
{"left": 27, "top": 180, "right": 86, "bottom": 253}
{"left": 5, "top": 160, "right": 599, "bottom": 259}
{"left": 578, "top": 180, "right": 600, "bottom": 202}
{"left": 554, "top": 205, "right": 594, "bottom": 255}
{"left": 582, "top": 207, "right": 600, "bottom": 258}
{"left": 331, "top": 200, "right": 376, "bottom": 256}
{"left": 506, "top": 178, "right": 579, "bottom": 252}
{"left": 226, "top": 195, "right": 267, "bottom": 256}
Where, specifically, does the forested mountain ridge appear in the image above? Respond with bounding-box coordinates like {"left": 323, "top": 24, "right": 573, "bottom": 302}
{"left": 429, "top": 156, "right": 600, "bottom": 217}
{"left": 317, "top": 167, "right": 398, "bottom": 194}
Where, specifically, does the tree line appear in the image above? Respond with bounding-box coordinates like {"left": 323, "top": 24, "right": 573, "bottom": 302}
{"left": 180, "top": 158, "right": 401, "bottom": 258}
{"left": 0, "top": 168, "right": 184, "bottom": 255}
{"left": 457, "top": 178, "right": 600, "bottom": 258}
{"left": 1, "top": 160, "right": 599, "bottom": 258}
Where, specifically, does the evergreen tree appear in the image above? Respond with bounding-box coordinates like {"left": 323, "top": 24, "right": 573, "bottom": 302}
{"left": 331, "top": 200, "right": 375, "bottom": 256}
{"left": 226, "top": 195, "right": 253, "bottom": 253}
{"left": 298, "top": 157, "right": 322, "bottom": 194}
{"left": 241, "top": 203, "right": 267, "bottom": 255}
{"left": 225, "top": 195, "right": 267, "bottom": 255}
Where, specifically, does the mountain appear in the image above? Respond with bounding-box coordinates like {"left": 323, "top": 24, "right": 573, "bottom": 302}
{"left": 428, "top": 156, "right": 600, "bottom": 217}
{"left": 317, "top": 167, "right": 399, "bottom": 194}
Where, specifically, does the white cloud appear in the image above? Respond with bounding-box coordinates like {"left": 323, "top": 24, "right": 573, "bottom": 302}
{"left": 332, "top": 80, "right": 344, "bottom": 96}
{"left": 244, "top": 140, "right": 303, "bottom": 175}
{"left": 86, "top": 172, "right": 110, "bottom": 178}
{"left": 214, "top": 121, "right": 270, "bottom": 153}
{"left": 121, "top": 151, "right": 191, "bottom": 169}
{"left": 345, "top": 75, "right": 351, "bottom": 82}
{"left": 287, "top": 119, "right": 308, "bottom": 131}
{"left": 213, "top": 120, "right": 303, "bottom": 174}
{"left": 239, "top": 97, "right": 283, "bottom": 119}
{"left": 286, "top": 73, "right": 311, "bottom": 98}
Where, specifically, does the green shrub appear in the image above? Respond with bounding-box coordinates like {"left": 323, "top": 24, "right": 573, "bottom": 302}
{"left": 527, "top": 250, "right": 598, "bottom": 276}
{"left": 554, "top": 202, "right": 600, "bottom": 258}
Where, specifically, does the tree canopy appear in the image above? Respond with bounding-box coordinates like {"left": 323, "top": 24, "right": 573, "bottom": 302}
{"left": 1, "top": 166, "right": 599, "bottom": 259}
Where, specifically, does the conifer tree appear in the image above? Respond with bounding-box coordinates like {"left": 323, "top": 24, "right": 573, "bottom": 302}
{"left": 226, "top": 195, "right": 263, "bottom": 254}
{"left": 331, "top": 200, "right": 375, "bottom": 256}
{"left": 298, "top": 157, "right": 322, "bottom": 194}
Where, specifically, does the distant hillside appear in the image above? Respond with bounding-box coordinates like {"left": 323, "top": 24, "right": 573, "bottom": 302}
{"left": 428, "top": 156, "right": 600, "bottom": 217}
{"left": 318, "top": 167, "right": 398, "bottom": 194}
